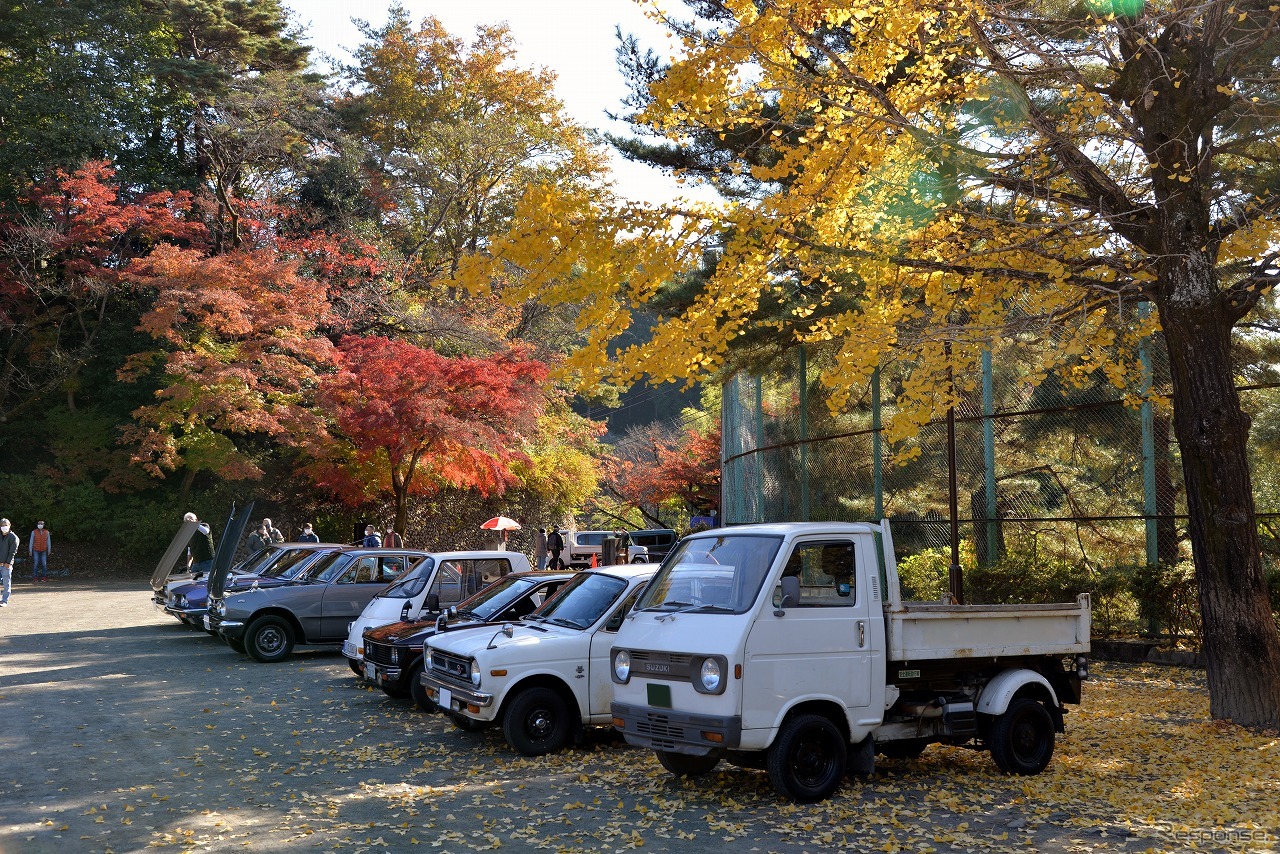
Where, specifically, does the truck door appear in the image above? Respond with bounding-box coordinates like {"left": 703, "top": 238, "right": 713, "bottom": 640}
{"left": 743, "top": 539, "right": 874, "bottom": 731}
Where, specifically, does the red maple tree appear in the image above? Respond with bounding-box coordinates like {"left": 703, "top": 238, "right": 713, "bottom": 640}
{"left": 603, "top": 422, "right": 721, "bottom": 523}
{"left": 311, "top": 335, "right": 549, "bottom": 534}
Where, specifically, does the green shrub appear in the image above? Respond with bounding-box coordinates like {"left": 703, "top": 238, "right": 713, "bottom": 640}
{"left": 896, "top": 548, "right": 950, "bottom": 601}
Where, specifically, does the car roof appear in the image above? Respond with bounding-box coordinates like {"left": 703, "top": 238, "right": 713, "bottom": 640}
{"left": 428, "top": 550, "right": 532, "bottom": 561}
{"left": 337, "top": 547, "right": 434, "bottom": 557}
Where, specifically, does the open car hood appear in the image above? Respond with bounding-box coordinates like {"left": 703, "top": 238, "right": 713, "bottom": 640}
{"left": 150, "top": 520, "right": 200, "bottom": 592}
{"left": 207, "top": 501, "right": 255, "bottom": 601}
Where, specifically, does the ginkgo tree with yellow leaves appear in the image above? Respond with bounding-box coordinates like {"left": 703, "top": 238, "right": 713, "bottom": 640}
{"left": 458, "top": 0, "right": 1280, "bottom": 730}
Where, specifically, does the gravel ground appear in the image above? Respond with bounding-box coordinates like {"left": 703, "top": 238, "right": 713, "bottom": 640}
{"left": 0, "top": 579, "right": 1256, "bottom": 853}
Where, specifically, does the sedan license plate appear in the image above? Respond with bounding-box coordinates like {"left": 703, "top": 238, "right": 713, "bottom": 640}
{"left": 439, "top": 687, "right": 452, "bottom": 711}
{"left": 203, "top": 615, "right": 211, "bottom": 631}
{"left": 364, "top": 661, "right": 376, "bottom": 681}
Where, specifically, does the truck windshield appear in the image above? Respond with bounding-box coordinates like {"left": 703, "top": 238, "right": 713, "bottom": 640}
{"left": 637, "top": 534, "right": 783, "bottom": 614}
{"left": 379, "top": 557, "right": 437, "bottom": 598}
{"left": 530, "top": 572, "right": 627, "bottom": 629}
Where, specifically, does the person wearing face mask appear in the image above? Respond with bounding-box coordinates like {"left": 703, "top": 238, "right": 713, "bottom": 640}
{"left": 297, "top": 523, "right": 319, "bottom": 543}
{"left": 28, "top": 521, "right": 51, "bottom": 582}
{"left": 0, "top": 518, "right": 18, "bottom": 606}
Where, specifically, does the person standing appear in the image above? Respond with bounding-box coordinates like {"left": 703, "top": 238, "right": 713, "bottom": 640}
{"left": 247, "top": 523, "right": 271, "bottom": 553}
{"left": 28, "top": 520, "right": 51, "bottom": 582}
{"left": 0, "top": 518, "right": 19, "bottom": 606}
{"left": 534, "top": 528, "right": 548, "bottom": 570}
{"left": 383, "top": 527, "right": 403, "bottom": 548}
{"left": 262, "top": 518, "right": 284, "bottom": 544}
{"left": 361, "top": 525, "right": 382, "bottom": 548}
{"left": 546, "top": 528, "right": 564, "bottom": 570}
{"left": 297, "top": 523, "right": 320, "bottom": 543}
{"left": 188, "top": 519, "right": 215, "bottom": 577}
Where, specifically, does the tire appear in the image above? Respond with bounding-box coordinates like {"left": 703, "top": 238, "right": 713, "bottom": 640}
{"left": 655, "top": 750, "right": 719, "bottom": 777}
{"left": 348, "top": 659, "right": 363, "bottom": 677}
{"left": 502, "top": 687, "right": 573, "bottom": 756}
{"left": 380, "top": 680, "right": 409, "bottom": 700}
{"left": 227, "top": 637, "right": 246, "bottom": 654}
{"left": 408, "top": 662, "right": 436, "bottom": 713}
{"left": 989, "top": 698, "right": 1055, "bottom": 775}
{"left": 766, "top": 713, "right": 847, "bottom": 803}
{"left": 448, "top": 713, "right": 486, "bottom": 732}
{"left": 878, "top": 739, "right": 929, "bottom": 760}
{"left": 245, "top": 615, "right": 295, "bottom": 663}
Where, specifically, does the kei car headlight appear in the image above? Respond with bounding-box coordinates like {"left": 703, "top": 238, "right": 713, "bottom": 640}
{"left": 613, "top": 649, "right": 631, "bottom": 683}
{"left": 470, "top": 660, "right": 482, "bottom": 687}
{"left": 692, "top": 655, "right": 728, "bottom": 694}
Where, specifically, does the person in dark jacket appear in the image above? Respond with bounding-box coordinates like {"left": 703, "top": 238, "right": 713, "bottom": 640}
{"left": 188, "top": 520, "right": 215, "bottom": 577}
{"left": 546, "top": 528, "right": 565, "bottom": 570}
{"left": 0, "top": 518, "right": 19, "bottom": 605}
{"left": 297, "top": 523, "right": 320, "bottom": 543}
{"left": 361, "top": 525, "right": 382, "bottom": 548}
{"left": 246, "top": 524, "right": 271, "bottom": 554}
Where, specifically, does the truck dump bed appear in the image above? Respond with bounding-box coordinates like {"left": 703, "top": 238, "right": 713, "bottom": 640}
{"left": 886, "top": 594, "right": 1091, "bottom": 661}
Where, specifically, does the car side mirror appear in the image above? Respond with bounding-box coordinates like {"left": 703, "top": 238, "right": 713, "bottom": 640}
{"left": 774, "top": 576, "right": 800, "bottom": 616}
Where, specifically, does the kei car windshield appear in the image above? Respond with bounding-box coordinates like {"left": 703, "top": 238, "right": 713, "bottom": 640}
{"left": 636, "top": 534, "right": 784, "bottom": 614}
{"left": 529, "top": 572, "right": 627, "bottom": 630}
{"left": 379, "top": 557, "right": 437, "bottom": 598}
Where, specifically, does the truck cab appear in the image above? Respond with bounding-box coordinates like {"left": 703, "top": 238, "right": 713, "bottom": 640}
{"left": 610, "top": 522, "right": 1089, "bottom": 802}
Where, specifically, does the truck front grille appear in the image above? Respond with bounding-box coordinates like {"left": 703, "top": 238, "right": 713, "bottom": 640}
{"left": 635, "top": 712, "right": 687, "bottom": 741}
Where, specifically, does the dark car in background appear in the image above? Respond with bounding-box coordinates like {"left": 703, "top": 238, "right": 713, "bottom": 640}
{"left": 626, "top": 529, "right": 679, "bottom": 562}
{"left": 164, "top": 543, "right": 344, "bottom": 628}
{"left": 206, "top": 548, "right": 428, "bottom": 662}
{"left": 361, "top": 570, "right": 575, "bottom": 711}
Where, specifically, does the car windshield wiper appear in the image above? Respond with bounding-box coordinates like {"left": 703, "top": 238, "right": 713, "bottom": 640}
{"left": 654, "top": 602, "right": 732, "bottom": 621}
{"left": 544, "top": 616, "right": 586, "bottom": 629}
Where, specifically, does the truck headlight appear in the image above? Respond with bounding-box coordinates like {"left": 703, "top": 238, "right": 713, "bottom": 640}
{"left": 613, "top": 650, "right": 631, "bottom": 683}
{"left": 470, "top": 660, "right": 482, "bottom": 687}
{"left": 699, "top": 658, "right": 722, "bottom": 692}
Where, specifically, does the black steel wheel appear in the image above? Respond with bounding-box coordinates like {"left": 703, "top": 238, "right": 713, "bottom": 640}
{"left": 502, "top": 687, "right": 572, "bottom": 756}
{"left": 989, "top": 698, "right": 1055, "bottom": 775}
{"left": 245, "top": 615, "right": 294, "bottom": 663}
{"left": 408, "top": 662, "right": 436, "bottom": 712}
{"left": 766, "top": 713, "right": 847, "bottom": 803}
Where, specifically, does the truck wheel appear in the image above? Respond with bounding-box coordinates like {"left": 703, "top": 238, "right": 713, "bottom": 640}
{"left": 408, "top": 662, "right": 436, "bottom": 713}
{"left": 766, "top": 713, "right": 847, "bottom": 803}
{"left": 503, "top": 687, "right": 572, "bottom": 756}
{"left": 989, "top": 698, "right": 1055, "bottom": 775}
{"left": 245, "top": 616, "right": 294, "bottom": 663}
{"left": 655, "top": 750, "right": 719, "bottom": 777}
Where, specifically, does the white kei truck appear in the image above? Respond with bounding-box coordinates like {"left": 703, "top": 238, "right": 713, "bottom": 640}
{"left": 609, "top": 521, "right": 1091, "bottom": 802}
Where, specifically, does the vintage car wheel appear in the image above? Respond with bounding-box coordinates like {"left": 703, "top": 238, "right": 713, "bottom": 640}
{"left": 447, "top": 713, "right": 486, "bottom": 732}
{"left": 380, "top": 677, "right": 409, "bottom": 700}
{"left": 245, "top": 615, "right": 295, "bottom": 663}
{"left": 766, "top": 713, "right": 847, "bottom": 803}
{"left": 227, "top": 637, "right": 246, "bottom": 654}
{"left": 989, "top": 698, "right": 1055, "bottom": 775}
{"left": 655, "top": 750, "right": 719, "bottom": 777}
{"left": 408, "top": 662, "right": 436, "bottom": 713}
{"left": 502, "top": 687, "right": 572, "bottom": 756}
{"left": 348, "top": 659, "right": 363, "bottom": 676}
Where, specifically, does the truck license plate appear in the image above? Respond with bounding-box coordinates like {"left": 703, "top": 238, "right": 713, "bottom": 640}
{"left": 647, "top": 683, "right": 672, "bottom": 708}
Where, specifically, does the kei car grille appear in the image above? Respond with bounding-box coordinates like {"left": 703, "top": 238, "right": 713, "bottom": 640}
{"left": 635, "top": 711, "right": 687, "bottom": 741}
{"left": 430, "top": 650, "right": 471, "bottom": 684}
{"left": 364, "top": 640, "right": 394, "bottom": 667}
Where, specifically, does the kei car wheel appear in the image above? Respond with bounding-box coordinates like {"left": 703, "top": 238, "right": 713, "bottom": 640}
{"left": 989, "top": 698, "right": 1055, "bottom": 775}
{"left": 408, "top": 662, "right": 436, "bottom": 713}
{"left": 502, "top": 687, "right": 572, "bottom": 756}
{"left": 766, "top": 713, "right": 847, "bottom": 803}
{"left": 448, "top": 713, "right": 486, "bottom": 732}
{"left": 655, "top": 750, "right": 719, "bottom": 777}
{"left": 245, "top": 615, "right": 295, "bottom": 663}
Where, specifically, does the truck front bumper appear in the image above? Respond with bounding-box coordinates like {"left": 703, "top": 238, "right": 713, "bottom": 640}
{"left": 419, "top": 672, "right": 495, "bottom": 716}
{"left": 611, "top": 702, "right": 742, "bottom": 755}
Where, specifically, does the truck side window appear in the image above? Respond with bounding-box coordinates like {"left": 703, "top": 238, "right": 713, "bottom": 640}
{"left": 775, "top": 542, "right": 856, "bottom": 607}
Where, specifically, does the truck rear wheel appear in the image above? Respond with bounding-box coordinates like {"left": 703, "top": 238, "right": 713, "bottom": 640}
{"left": 766, "top": 713, "right": 846, "bottom": 802}
{"left": 989, "top": 698, "right": 1055, "bottom": 775}
{"left": 503, "top": 687, "right": 572, "bottom": 756}
{"left": 655, "top": 750, "right": 719, "bottom": 777}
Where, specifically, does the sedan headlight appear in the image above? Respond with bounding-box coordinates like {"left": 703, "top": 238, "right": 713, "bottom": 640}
{"left": 390, "top": 647, "right": 399, "bottom": 665}
{"left": 470, "top": 660, "right": 482, "bottom": 688}
{"left": 175, "top": 595, "right": 188, "bottom": 608}
{"left": 613, "top": 649, "right": 631, "bottom": 683}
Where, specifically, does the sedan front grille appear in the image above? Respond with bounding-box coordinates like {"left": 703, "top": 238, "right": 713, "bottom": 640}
{"left": 430, "top": 650, "right": 471, "bottom": 685}
{"left": 365, "top": 641, "right": 394, "bottom": 667}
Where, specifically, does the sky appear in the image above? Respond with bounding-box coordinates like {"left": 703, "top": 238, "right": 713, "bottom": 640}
{"left": 282, "top": 0, "right": 686, "bottom": 204}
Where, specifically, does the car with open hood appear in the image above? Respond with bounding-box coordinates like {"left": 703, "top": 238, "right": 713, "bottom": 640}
{"left": 206, "top": 547, "right": 428, "bottom": 663}
{"left": 342, "top": 550, "right": 531, "bottom": 669}
{"left": 361, "top": 569, "right": 574, "bottom": 710}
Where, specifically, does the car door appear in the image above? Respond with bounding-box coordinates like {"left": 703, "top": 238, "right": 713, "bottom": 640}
{"left": 320, "top": 556, "right": 388, "bottom": 639}
{"left": 587, "top": 582, "right": 648, "bottom": 720}
{"left": 742, "top": 539, "right": 873, "bottom": 730}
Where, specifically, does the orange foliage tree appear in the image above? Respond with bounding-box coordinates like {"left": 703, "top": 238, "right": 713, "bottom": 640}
{"left": 309, "top": 335, "right": 549, "bottom": 535}
{"left": 604, "top": 422, "right": 721, "bottom": 527}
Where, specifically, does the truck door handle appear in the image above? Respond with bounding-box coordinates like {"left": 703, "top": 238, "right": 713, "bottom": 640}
{"left": 857, "top": 620, "right": 866, "bottom": 648}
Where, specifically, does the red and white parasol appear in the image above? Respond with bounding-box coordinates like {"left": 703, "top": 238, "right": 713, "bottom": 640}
{"left": 480, "top": 516, "right": 522, "bottom": 531}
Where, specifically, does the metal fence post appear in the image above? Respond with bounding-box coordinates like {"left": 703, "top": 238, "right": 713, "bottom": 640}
{"left": 1140, "top": 303, "right": 1158, "bottom": 568}
{"left": 983, "top": 348, "right": 997, "bottom": 565}
{"left": 799, "top": 346, "right": 810, "bottom": 522}
{"left": 755, "top": 375, "right": 765, "bottom": 523}
{"left": 872, "top": 367, "right": 883, "bottom": 519}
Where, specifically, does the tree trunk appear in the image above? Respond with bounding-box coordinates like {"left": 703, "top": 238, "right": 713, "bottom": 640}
{"left": 1157, "top": 294, "right": 1280, "bottom": 729}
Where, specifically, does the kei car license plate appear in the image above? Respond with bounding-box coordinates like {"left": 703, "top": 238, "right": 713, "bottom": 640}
{"left": 439, "top": 687, "right": 452, "bottom": 711}
{"left": 364, "top": 661, "right": 376, "bottom": 681}
{"left": 203, "top": 615, "right": 211, "bottom": 631}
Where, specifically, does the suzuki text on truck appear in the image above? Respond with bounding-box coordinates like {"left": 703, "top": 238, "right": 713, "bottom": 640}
{"left": 609, "top": 522, "right": 1090, "bottom": 802}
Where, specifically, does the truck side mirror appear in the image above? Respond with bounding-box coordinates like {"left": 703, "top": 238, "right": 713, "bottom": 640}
{"left": 424, "top": 593, "right": 440, "bottom": 613}
{"left": 774, "top": 576, "right": 800, "bottom": 616}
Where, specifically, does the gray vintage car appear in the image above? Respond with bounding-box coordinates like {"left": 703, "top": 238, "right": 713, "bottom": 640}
{"left": 206, "top": 547, "right": 429, "bottom": 662}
